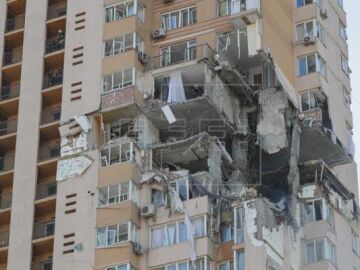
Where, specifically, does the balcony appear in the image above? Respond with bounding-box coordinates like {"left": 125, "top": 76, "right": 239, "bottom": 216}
{"left": 47, "top": 1, "right": 67, "bottom": 20}
{"left": 2, "top": 47, "right": 22, "bottom": 66}
{"left": 100, "top": 139, "right": 141, "bottom": 167}
{"left": 228, "top": 0, "right": 260, "bottom": 27}
{"left": 0, "top": 192, "right": 11, "bottom": 210}
{"left": 5, "top": 14, "right": 25, "bottom": 33}
{"left": 40, "top": 107, "right": 61, "bottom": 126}
{"left": 146, "top": 44, "right": 216, "bottom": 71}
{"left": 0, "top": 84, "right": 20, "bottom": 102}
{"left": 36, "top": 182, "right": 57, "bottom": 200}
{"left": 33, "top": 220, "right": 55, "bottom": 239}
{"left": 38, "top": 143, "right": 60, "bottom": 162}
{"left": 45, "top": 35, "right": 65, "bottom": 55}
{"left": 0, "top": 231, "right": 9, "bottom": 248}
{"left": 0, "top": 153, "right": 15, "bottom": 173}
{"left": 42, "top": 68, "right": 63, "bottom": 89}
{"left": 31, "top": 260, "right": 53, "bottom": 270}
{"left": 0, "top": 119, "right": 17, "bottom": 136}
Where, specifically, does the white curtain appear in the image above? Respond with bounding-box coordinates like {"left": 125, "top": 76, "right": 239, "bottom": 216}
{"left": 167, "top": 72, "right": 186, "bottom": 103}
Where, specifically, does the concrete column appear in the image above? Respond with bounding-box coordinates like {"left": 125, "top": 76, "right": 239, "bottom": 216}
{"left": 7, "top": 1, "right": 47, "bottom": 269}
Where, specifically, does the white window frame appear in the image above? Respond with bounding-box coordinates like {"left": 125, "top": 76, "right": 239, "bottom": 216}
{"left": 339, "top": 20, "right": 347, "bottom": 41}
{"left": 303, "top": 198, "right": 334, "bottom": 226}
{"left": 103, "top": 68, "right": 139, "bottom": 93}
{"left": 150, "top": 215, "right": 207, "bottom": 248}
{"left": 150, "top": 257, "right": 210, "bottom": 270}
{"left": 218, "top": 260, "right": 233, "bottom": 270}
{"left": 300, "top": 90, "right": 317, "bottom": 112}
{"left": 97, "top": 221, "right": 138, "bottom": 247}
{"left": 161, "top": 6, "right": 197, "bottom": 30}
{"left": 103, "top": 32, "right": 144, "bottom": 57}
{"left": 295, "top": 20, "right": 315, "bottom": 41}
{"left": 234, "top": 207, "right": 244, "bottom": 244}
{"left": 160, "top": 40, "right": 197, "bottom": 67}
{"left": 97, "top": 181, "right": 139, "bottom": 207}
{"left": 306, "top": 238, "right": 336, "bottom": 265}
{"left": 100, "top": 141, "right": 139, "bottom": 167}
{"left": 297, "top": 53, "right": 326, "bottom": 77}
{"left": 103, "top": 263, "right": 137, "bottom": 270}
{"left": 234, "top": 249, "right": 245, "bottom": 270}
{"left": 170, "top": 177, "right": 190, "bottom": 201}
{"left": 104, "top": 0, "right": 138, "bottom": 23}
{"left": 341, "top": 53, "right": 350, "bottom": 75}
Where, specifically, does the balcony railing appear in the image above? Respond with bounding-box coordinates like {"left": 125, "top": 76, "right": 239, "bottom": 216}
{"left": 0, "top": 153, "right": 15, "bottom": 173}
{"left": 31, "top": 260, "right": 53, "bottom": 270}
{"left": 47, "top": 2, "right": 67, "bottom": 20}
{"left": 0, "top": 83, "right": 20, "bottom": 101}
{"left": 43, "top": 68, "right": 63, "bottom": 89}
{"left": 36, "top": 182, "right": 57, "bottom": 200}
{"left": 33, "top": 221, "right": 55, "bottom": 239}
{"left": 45, "top": 36, "right": 65, "bottom": 54}
{"left": 146, "top": 43, "right": 216, "bottom": 71}
{"left": 0, "top": 192, "right": 12, "bottom": 210}
{"left": 0, "top": 119, "right": 17, "bottom": 136}
{"left": 40, "top": 108, "right": 61, "bottom": 125}
{"left": 3, "top": 47, "right": 22, "bottom": 66}
{"left": 0, "top": 231, "right": 9, "bottom": 248}
{"left": 38, "top": 144, "right": 61, "bottom": 162}
{"left": 5, "top": 14, "right": 25, "bottom": 33}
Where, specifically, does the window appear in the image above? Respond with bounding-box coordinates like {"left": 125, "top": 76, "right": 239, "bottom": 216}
{"left": 150, "top": 216, "right": 207, "bottom": 248}
{"left": 103, "top": 264, "right": 137, "bottom": 270}
{"left": 352, "top": 231, "right": 359, "bottom": 255}
{"left": 296, "top": 0, "right": 320, "bottom": 8}
{"left": 300, "top": 90, "right": 317, "bottom": 112}
{"left": 235, "top": 250, "right": 245, "bottom": 270}
{"left": 337, "top": 0, "right": 343, "bottom": 8}
{"left": 339, "top": 20, "right": 347, "bottom": 41}
{"left": 151, "top": 188, "right": 166, "bottom": 207}
{"left": 344, "top": 87, "right": 351, "bottom": 109}
{"left": 98, "top": 181, "right": 138, "bottom": 207}
{"left": 151, "top": 257, "right": 211, "bottom": 270}
{"left": 234, "top": 207, "right": 244, "bottom": 243}
{"left": 298, "top": 54, "right": 326, "bottom": 77}
{"left": 103, "top": 68, "right": 140, "bottom": 93}
{"left": 296, "top": 21, "right": 314, "bottom": 41}
{"left": 97, "top": 221, "right": 138, "bottom": 247}
{"left": 160, "top": 40, "right": 197, "bottom": 67}
{"left": 220, "top": 223, "right": 233, "bottom": 243}
{"left": 105, "top": 0, "right": 144, "bottom": 23}
{"left": 341, "top": 54, "right": 350, "bottom": 75}
{"left": 218, "top": 0, "right": 254, "bottom": 16}
{"left": 219, "top": 260, "right": 234, "bottom": 270}
{"left": 100, "top": 141, "right": 140, "bottom": 167}
{"left": 104, "top": 33, "right": 144, "bottom": 57}
{"left": 306, "top": 239, "right": 336, "bottom": 265}
{"left": 303, "top": 199, "right": 334, "bottom": 225}
{"left": 170, "top": 178, "right": 191, "bottom": 201}
{"left": 161, "top": 7, "right": 197, "bottom": 30}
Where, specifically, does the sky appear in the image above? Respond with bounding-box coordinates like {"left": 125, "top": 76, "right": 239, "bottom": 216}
{"left": 346, "top": 1, "right": 360, "bottom": 191}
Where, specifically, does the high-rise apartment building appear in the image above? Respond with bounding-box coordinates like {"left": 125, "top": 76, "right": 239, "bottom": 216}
{"left": 0, "top": 0, "right": 358, "bottom": 269}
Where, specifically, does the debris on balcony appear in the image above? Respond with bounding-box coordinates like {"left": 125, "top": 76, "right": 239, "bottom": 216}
{"left": 56, "top": 155, "right": 93, "bottom": 181}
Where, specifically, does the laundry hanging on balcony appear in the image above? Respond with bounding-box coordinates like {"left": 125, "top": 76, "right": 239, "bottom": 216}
{"left": 167, "top": 71, "right": 186, "bottom": 103}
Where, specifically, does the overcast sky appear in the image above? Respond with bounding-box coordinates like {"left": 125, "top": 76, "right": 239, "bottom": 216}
{"left": 345, "top": 1, "right": 360, "bottom": 192}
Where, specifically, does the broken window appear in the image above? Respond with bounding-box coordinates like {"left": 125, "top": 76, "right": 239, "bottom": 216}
{"left": 235, "top": 250, "right": 245, "bottom": 270}
{"left": 300, "top": 90, "right": 318, "bottom": 112}
{"left": 220, "top": 223, "right": 233, "bottom": 243}
{"left": 303, "top": 199, "right": 334, "bottom": 225}
{"left": 101, "top": 141, "right": 139, "bottom": 167}
{"left": 219, "top": 260, "right": 234, "bottom": 270}
{"left": 97, "top": 181, "right": 138, "bottom": 207}
{"left": 104, "top": 0, "right": 142, "bottom": 23}
{"left": 151, "top": 188, "right": 166, "bottom": 207}
{"left": 103, "top": 32, "right": 144, "bottom": 57}
{"left": 170, "top": 178, "right": 192, "bottom": 201}
{"left": 161, "top": 6, "right": 197, "bottom": 30}
{"left": 217, "top": 0, "right": 249, "bottom": 16}
{"left": 96, "top": 221, "right": 138, "bottom": 247}
{"left": 306, "top": 238, "right": 336, "bottom": 265}
{"left": 296, "top": 0, "right": 320, "bottom": 8}
{"left": 160, "top": 40, "right": 197, "bottom": 67}
{"left": 234, "top": 207, "right": 244, "bottom": 244}
{"left": 103, "top": 68, "right": 140, "bottom": 93}
{"left": 339, "top": 20, "right": 347, "bottom": 41}
{"left": 150, "top": 216, "right": 206, "bottom": 248}
{"left": 297, "top": 54, "right": 326, "bottom": 77}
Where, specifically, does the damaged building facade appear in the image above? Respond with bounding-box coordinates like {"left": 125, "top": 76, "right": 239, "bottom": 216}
{"left": 0, "top": 0, "right": 358, "bottom": 270}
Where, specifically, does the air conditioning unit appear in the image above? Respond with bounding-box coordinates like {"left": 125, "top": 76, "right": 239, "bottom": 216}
{"left": 303, "top": 36, "right": 315, "bottom": 45}
{"left": 152, "top": 28, "right": 166, "bottom": 40}
{"left": 141, "top": 204, "right": 155, "bottom": 217}
{"left": 138, "top": 51, "right": 148, "bottom": 65}
{"left": 320, "top": 9, "right": 328, "bottom": 19}
{"left": 132, "top": 242, "right": 143, "bottom": 255}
